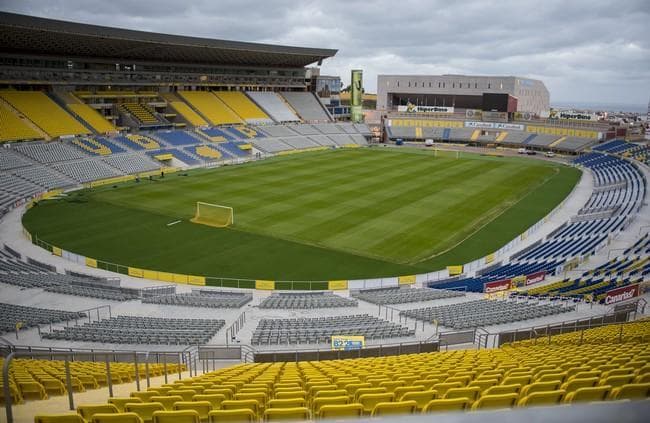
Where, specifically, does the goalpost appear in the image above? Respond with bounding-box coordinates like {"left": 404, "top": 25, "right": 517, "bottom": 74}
{"left": 190, "top": 202, "right": 234, "bottom": 228}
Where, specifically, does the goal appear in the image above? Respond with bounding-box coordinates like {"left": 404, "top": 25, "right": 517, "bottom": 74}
{"left": 190, "top": 202, "right": 233, "bottom": 228}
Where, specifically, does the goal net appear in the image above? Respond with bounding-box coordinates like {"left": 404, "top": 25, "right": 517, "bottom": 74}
{"left": 190, "top": 202, "right": 233, "bottom": 228}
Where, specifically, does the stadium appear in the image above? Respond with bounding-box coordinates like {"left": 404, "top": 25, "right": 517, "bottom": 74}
{"left": 0, "top": 10, "right": 649, "bottom": 423}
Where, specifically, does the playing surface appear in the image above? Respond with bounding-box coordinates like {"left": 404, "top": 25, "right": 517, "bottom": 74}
{"left": 23, "top": 148, "right": 580, "bottom": 280}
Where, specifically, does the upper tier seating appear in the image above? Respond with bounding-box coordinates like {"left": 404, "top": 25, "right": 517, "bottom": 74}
{"left": 0, "top": 91, "right": 90, "bottom": 137}
{"left": 66, "top": 103, "right": 116, "bottom": 134}
{"left": 280, "top": 92, "right": 331, "bottom": 122}
{"left": 214, "top": 92, "right": 273, "bottom": 124}
{"left": 161, "top": 93, "right": 209, "bottom": 126}
{"left": 251, "top": 314, "right": 414, "bottom": 345}
{"left": 0, "top": 302, "right": 86, "bottom": 333}
{"left": 142, "top": 291, "right": 253, "bottom": 308}
{"left": 178, "top": 92, "right": 243, "bottom": 126}
{"left": 351, "top": 287, "right": 465, "bottom": 305}
{"left": 0, "top": 102, "right": 43, "bottom": 142}
{"left": 258, "top": 292, "right": 358, "bottom": 309}
{"left": 593, "top": 140, "right": 635, "bottom": 154}
{"left": 245, "top": 91, "right": 300, "bottom": 122}
{"left": 42, "top": 316, "right": 225, "bottom": 345}
{"left": 401, "top": 299, "right": 575, "bottom": 329}
{"left": 120, "top": 103, "right": 161, "bottom": 125}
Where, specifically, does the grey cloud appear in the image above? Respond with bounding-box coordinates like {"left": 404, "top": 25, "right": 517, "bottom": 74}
{"left": 1, "top": 0, "right": 649, "bottom": 105}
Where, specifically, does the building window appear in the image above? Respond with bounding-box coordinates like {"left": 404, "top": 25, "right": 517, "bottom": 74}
{"left": 438, "top": 82, "right": 441, "bottom": 88}
{"left": 475, "top": 82, "right": 477, "bottom": 88}
{"left": 488, "top": 83, "right": 491, "bottom": 89}
{"left": 429, "top": 82, "right": 431, "bottom": 87}
{"left": 397, "top": 81, "right": 399, "bottom": 87}
{"left": 443, "top": 82, "right": 445, "bottom": 88}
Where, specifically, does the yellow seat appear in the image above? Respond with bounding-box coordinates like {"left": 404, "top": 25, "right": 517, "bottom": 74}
{"left": 609, "top": 383, "right": 650, "bottom": 400}
{"left": 274, "top": 391, "right": 306, "bottom": 400}
{"left": 311, "top": 396, "right": 348, "bottom": 414}
{"left": 173, "top": 401, "right": 212, "bottom": 421}
{"left": 600, "top": 375, "right": 635, "bottom": 388}
{"left": 483, "top": 384, "right": 521, "bottom": 396}
{"left": 267, "top": 398, "right": 306, "bottom": 409}
{"left": 130, "top": 392, "right": 159, "bottom": 402}
{"left": 371, "top": 400, "right": 417, "bottom": 416}
{"left": 91, "top": 413, "right": 143, "bottom": 423}
{"left": 394, "top": 385, "right": 424, "bottom": 400}
{"left": 167, "top": 390, "right": 197, "bottom": 402}
{"left": 193, "top": 394, "right": 226, "bottom": 410}
{"left": 518, "top": 390, "right": 565, "bottom": 407}
{"left": 422, "top": 398, "right": 469, "bottom": 413}
{"left": 564, "top": 386, "right": 611, "bottom": 403}
{"left": 502, "top": 376, "right": 532, "bottom": 386}
{"left": 560, "top": 378, "right": 599, "bottom": 393}
{"left": 444, "top": 387, "right": 481, "bottom": 403}
{"left": 35, "top": 414, "right": 85, "bottom": 423}
{"left": 152, "top": 410, "right": 200, "bottom": 423}
{"left": 124, "top": 403, "right": 165, "bottom": 423}
{"left": 519, "top": 381, "right": 561, "bottom": 398}
{"left": 234, "top": 392, "right": 267, "bottom": 409}
{"left": 77, "top": 404, "right": 119, "bottom": 423}
{"left": 432, "top": 382, "right": 463, "bottom": 397}
{"left": 312, "top": 389, "right": 347, "bottom": 400}
{"left": 445, "top": 376, "right": 471, "bottom": 387}
{"left": 468, "top": 379, "right": 499, "bottom": 391}
{"left": 263, "top": 407, "right": 310, "bottom": 421}
{"left": 221, "top": 399, "right": 259, "bottom": 417}
{"left": 204, "top": 389, "right": 233, "bottom": 400}
{"left": 400, "top": 390, "right": 437, "bottom": 411}
{"left": 358, "top": 392, "right": 394, "bottom": 414}
{"left": 378, "top": 381, "right": 404, "bottom": 392}
{"left": 19, "top": 381, "right": 48, "bottom": 400}
{"left": 207, "top": 409, "right": 256, "bottom": 423}
{"left": 318, "top": 403, "right": 363, "bottom": 419}
{"left": 108, "top": 398, "right": 143, "bottom": 413}
{"left": 353, "top": 387, "right": 386, "bottom": 401}
{"left": 149, "top": 396, "right": 183, "bottom": 411}
{"left": 634, "top": 374, "right": 650, "bottom": 384}
{"left": 471, "top": 393, "right": 518, "bottom": 410}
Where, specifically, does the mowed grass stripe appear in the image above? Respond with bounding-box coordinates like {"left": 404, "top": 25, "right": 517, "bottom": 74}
{"left": 22, "top": 148, "right": 580, "bottom": 280}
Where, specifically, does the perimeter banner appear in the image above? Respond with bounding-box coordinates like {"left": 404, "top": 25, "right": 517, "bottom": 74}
{"left": 484, "top": 279, "right": 512, "bottom": 293}
{"left": 332, "top": 335, "right": 365, "bottom": 350}
{"left": 525, "top": 271, "right": 546, "bottom": 286}
{"left": 603, "top": 284, "right": 639, "bottom": 305}
{"left": 350, "top": 69, "right": 363, "bottom": 123}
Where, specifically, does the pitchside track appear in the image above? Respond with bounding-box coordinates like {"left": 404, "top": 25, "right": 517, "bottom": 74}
{"left": 23, "top": 148, "right": 580, "bottom": 280}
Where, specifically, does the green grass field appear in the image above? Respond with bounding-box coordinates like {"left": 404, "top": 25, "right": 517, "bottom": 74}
{"left": 22, "top": 148, "right": 580, "bottom": 280}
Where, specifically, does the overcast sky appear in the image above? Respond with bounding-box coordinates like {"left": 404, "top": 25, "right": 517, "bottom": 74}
{"left": 2, "top": 0, "right": 649, "bottom": 106}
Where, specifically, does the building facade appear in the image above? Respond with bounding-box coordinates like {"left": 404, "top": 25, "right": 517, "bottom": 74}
{"left": 377, "top": 75, "right": 550, "bottom": 117}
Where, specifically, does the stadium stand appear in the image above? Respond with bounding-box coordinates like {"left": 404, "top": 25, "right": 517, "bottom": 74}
{"left": 178, "top": 91, "right": 243, "bottom": 126}
{"left": 280, "top": 92, "right": 331, "bottom": 122}
{"left": 42, "top": 316, "right": 225, "bottom": 345}
{"left": 52, "top": 160, "right": 122, "bottom": 183}
{"left": 146, "top": 148, "right": 200, "bottom": 166}
{"left": 49, "top": 320, "right": 649, "bottom": 421}
{"left": 61, "top": 91, "right": 116, "bottom": 134}
{"left": 119, "top": 103, "right": 162, "bottom": 126}
{"left": 351, "top": 287, "right": 465, "bottom": 305}
{"left": 258, "top": 292, "right": 358, "bottom": 309}
{"left": 0, "top": 149, "right": 32, "bottom": 171}
{"left": 154, "top": 130, "right": 201, "bottom": 146}
{"left": 525, "top": 235, "right": 649, "bottom": 302}
{"left": 246, "top": 91, "right": 300, "bottom": 122}
{"left": 0, "top": 102, "right": 43, "bottom": 142}
{"left": 401, "top": 299, "right": 575, "bottom": 329}
{"left": 11, "top": 166, "right": 73, "bottom": 189}
{"left": 216, "top": 141, "right": 250, "bottom": 158}
{"left": 256, "top": 125, "right": 298, "bottom": 138}
{"left": 248, "top": 138, "right": 294, "bottom": 154}
{"left": 14, "top": 142, "right": 86, "bottom": 163}
{"left": 214, "top": 92, "right": 273, "bottom": 124}
{"left": 1, "top": 357, "right": 184, "bottom": 404}
{"left": 72, "top": 137, "right": 126, "bottom": 156}
{"left": 190, "top": 145, "right": 223, "bottom": 160}
{"left": 122, "top": 134, "right": 161, "bottom": 150}
{"left": 161, "top": 93, "right": 209, "bottom": 127}
{"left": 251, "top": 315, "right": 414, "bottom": 345}
{"left": 198, "top": 127, "right": 237, "bottom": 142}
{"left": 289, "top": 124, "right": 321, "bottom": 136}
{"left": 102, "top": 154, "right": 160, "bottom": 174}
{"left": 0, "top": 303, "right": 86, "bottom": 333}
{"left": 0, "top": 91, "right": 90, "bottom": 137}
{"left": 507, "top": 319, "right": 650, "bottom": 346}
{"left": 141, "top": 291, "right": 253, "bottom": 308}
{"left": 592, "top": 140, "right": 636, "bottom": 154}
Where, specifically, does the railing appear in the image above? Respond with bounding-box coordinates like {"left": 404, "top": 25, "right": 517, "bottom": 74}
{"left": 225, "top": 312, "right": 246, "bottom": 346}
{"left": 2, "top": 347, "right": 193, "bottom": 423}
{"left": 36, "top": 304, "right": 112, "bottom": 339}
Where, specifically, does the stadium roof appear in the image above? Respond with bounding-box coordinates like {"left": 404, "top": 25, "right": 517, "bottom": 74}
{"left": 0, "top": 12, "right": 337, "bottom": 68}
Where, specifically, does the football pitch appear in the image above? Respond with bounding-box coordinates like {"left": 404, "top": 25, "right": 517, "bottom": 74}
{"left": 22, "top": 148, "right": 581, "bottom": 280}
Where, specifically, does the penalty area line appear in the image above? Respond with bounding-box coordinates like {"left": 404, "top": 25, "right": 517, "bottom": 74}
{"left": 166, "top": 220, "right": 182, "bottom": 227}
